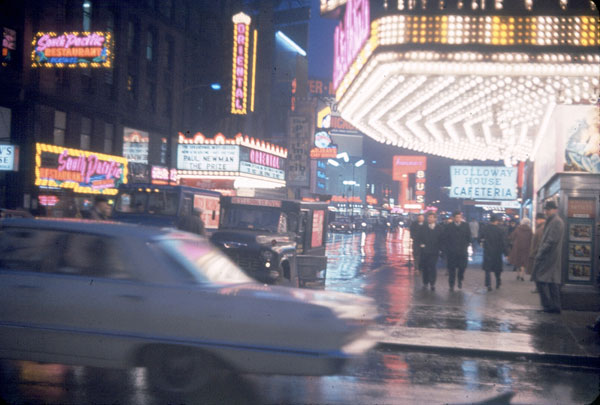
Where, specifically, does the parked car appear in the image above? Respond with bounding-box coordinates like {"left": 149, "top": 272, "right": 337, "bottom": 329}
{"left": 0, "top": 218, "right": 377, "bottom": 395}
{"left": 329, "top": 217, "right": 353, "bottom": 234}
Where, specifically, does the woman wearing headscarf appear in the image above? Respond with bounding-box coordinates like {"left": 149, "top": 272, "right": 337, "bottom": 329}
{"left": 508, "top": 217, "right": 533, "bottom": 281}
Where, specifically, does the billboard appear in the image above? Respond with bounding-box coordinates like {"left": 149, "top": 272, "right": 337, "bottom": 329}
{"left": 450, "top": 166, "right": 517, "bottom": 200}
{"left": 177, "top": 144, "right": 239, "bottom": 172}
{"left": 0, "top": 144, "right": 18, "bottom": 171}
{"left": 31, "top": 32, "right": 113, "bottom": 68}
{"left": 34, "top": 143, "right": 127, "bottom": 195}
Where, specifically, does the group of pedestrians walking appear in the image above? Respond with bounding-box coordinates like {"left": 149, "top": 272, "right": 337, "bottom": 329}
{"left": 408, "top": 201, "right": 564, "bottom": 314}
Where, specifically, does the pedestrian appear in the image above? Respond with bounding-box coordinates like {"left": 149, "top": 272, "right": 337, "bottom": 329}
{"left": 532, "top": 201, "right": 565, "bottom": 314}
{"left": 176, "top": 209, "right": 206, "bottom": 236}
{"left": 419, "top": 211, "right": 443, "bottom": 291}
{"left": 442, "top": 211, "right": 471, "bottom": 291}
{"left": 469, "top": 218, "right": 479, "bottom": 250}
{"left": 479, "top": 214, "right": 508, "bottom": 291}
{"left": 409, "top": 214, "right": 425, "bottom": 271}
{"left": 527, "top": 213, "right": 546, "bottom": 293}
{"left": 89, "top": 196, "right": 111, "bottom": 220}
{"left": 508, "top": 218, "right": 533, "bottom": 281}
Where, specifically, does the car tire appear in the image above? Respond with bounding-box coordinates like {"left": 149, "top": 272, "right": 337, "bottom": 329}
{"left": 145, "top": 346, "right": 230, "bottom": 395}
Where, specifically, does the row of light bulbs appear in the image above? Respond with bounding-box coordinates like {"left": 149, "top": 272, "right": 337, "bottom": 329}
{"left": 338, "top": 48, "right": 598, "bottom": 162}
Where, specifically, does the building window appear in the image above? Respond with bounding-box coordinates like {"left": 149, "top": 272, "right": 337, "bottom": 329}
{"left": 146, "top": 29, "right": 155, "bottom": 62}
{"left": 160, "top": 137, "right": 167, "bottom": 165}
{"left": 165, "top": 35, "right": 174, "bottom": 72}
{"left": 146, "top": 80, "right": 156, "bottom": 112}
{"left": 106, "top": 9, "right": 114, "bottom": 33}
{"left": 80, "top": 117, "right": 92, "bottom": 150}
{"left": 81, "top": 68, "right": 93, "bottom": 93}
{"left": 160, "top": 0, "right": 172, "bottom": 20}
{"left": 104, "top": 123, "right": 114, "bottom": 153}
{"left": 164, "top": 86, "right": 172, "bottom": 117}
{"left": 147, "top": 0, "right": 155, "bottom": 10}
{"left": 127, "top": 74, "right": 136, "bottom": 99}
{"left": 127, "top": 20, "right": 137, "bottom": 54}
{"left": 83, "top": 0, "right": 92, "bottom": 31}
{"left": 53, "top": 110, "right": 67, "bottom": 146}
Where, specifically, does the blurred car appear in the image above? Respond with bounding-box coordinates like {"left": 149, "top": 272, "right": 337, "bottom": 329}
{"left": 352, "top": 218, "right": 372, "bottom": 233}
{"left": 0, "top": 218, "right": 377, "bottom": 395}
{"left": 329, "top": 217, "right": 353, "bottom": 234}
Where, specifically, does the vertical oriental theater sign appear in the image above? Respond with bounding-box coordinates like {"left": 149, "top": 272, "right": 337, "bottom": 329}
{"left": 332, "top": 0, "right": 370, "bottom": 90}
{"left": 35, "top": 143, "right": 127, "bottom": 195}
{"left": 231, "top": 12, "right": 251, "bottom": 114}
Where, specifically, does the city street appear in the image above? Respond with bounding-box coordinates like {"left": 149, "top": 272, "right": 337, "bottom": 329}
{"left": 1, "top": 229, "right": 599, "bottom": 405}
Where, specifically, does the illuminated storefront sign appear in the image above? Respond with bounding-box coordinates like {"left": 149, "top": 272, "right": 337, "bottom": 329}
{"left": 450, "top": 166, "right": 517, "bottom": 200}
{"left": 2, "top": 27, "right": 16, "bottom": 67}
{"left": 177, "top": 133, "right": 287, "bottom": 187}
{"left": 151, "top": 166, "right": 178, "bottom": 185}
{"left": 34, "top": 143, "right": 127, "bottom": 195}
{"left": 122, "top": 127, "right": 149, "bottom": 164}
{"left": 177, "top": 144, "right": 239, "bottom": 172}
{"left": 310, "top": 147, "right": 337, "bottom": 159}
{"left": 0, "top": 144, "right": 18, "bottom": 171}
{"left": 231, "top": 12, "right": 251, "bottom": 115}
{"left": 393, "top": 156, "right": 427, "bottom": 210}
{"left": 311, "top": 210, "right": 325, "bottom": 248}
{"left": 31, "top": 32, "right": 112, "bottom": 68}
{"left": 332, "top": 0, "right": 370, "bottom": 90}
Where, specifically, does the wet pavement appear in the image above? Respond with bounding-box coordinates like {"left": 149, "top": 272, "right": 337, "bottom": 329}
{"left": 326, "top": 228, "right": 600, "bottom": 364}
{"left": 1, "top": 228, "right": 599, "bottom": 404}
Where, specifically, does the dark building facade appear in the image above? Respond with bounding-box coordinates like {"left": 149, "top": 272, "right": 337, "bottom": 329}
{"left": 0, "top": 0, "right": 233, "bottom": 211}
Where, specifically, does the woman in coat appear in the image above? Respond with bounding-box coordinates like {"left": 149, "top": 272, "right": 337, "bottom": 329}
{"left": 508, "top": 218, "right": 533, "bottom": 281}
{"left": 527, "top": 214, "right": 546, "bottom": 277}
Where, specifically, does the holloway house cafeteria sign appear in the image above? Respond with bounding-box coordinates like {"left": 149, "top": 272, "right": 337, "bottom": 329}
{"left": 450, "top": 166, "right": 517, "bottom": 200}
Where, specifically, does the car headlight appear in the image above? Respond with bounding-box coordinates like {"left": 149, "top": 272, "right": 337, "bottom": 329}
{"left": 361, "top": 222, "right": 367, "bottom": 227}
{"left": 387, "top": 222, "right": 391, "bottom": 227}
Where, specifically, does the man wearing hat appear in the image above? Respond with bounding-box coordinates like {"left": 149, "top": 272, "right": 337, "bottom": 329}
{"left": 479, "top": 214, "right": 508, "bottom": 291}
{"left": 532, "top": 200, "right": 565, "bottom": 314}
{"left": 527, "top": 213, "right": 546, "bottom": 293}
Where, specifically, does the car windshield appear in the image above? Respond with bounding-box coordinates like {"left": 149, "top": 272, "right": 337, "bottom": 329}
{"left": 220, "top": 206, "right": 283, "bottom": 233}
{"left": 115, "top": 190, "right": 178, "bottom": 216}
{"left": 154, "top": 238, "right": 252, "bottom": 284}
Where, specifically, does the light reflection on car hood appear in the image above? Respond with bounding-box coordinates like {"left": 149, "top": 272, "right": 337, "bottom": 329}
{"left": 218, "top": 283, "right": 378, "bottom": 321}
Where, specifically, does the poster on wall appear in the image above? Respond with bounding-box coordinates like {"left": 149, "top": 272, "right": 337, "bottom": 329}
{"left": 568, "top": 263, "right": 592, "bottom": 282}
{"left": 569, "top": 223, "right": 593, "bottom": 242}
{"left": 568, "top": 243, "right": 592, "bottom": 262}
{"left": 311, "top": 210, "right": 325, "bottom": 248}
{"left": 287, "top": 116, "right": 310, "bottom": 187}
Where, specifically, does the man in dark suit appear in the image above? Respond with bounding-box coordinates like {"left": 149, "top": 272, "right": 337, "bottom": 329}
{"left": 419, "top": 211, "right": 443, "bottom": 291}
{"left": 480, "top": 214, "right": 508, "bottom": 291}
{"left": 409, "top": 214, "right": 425, "bottom": 271}
{"left": 442, "top": 211, "right": 471, "bottom": 291}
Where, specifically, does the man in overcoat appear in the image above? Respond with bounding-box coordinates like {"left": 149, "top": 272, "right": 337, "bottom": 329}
{"left": 532, "top": 201, "right": 565, "bottom": 314}
{"left": 409, "top": 214, "right": 425, "bottom": 271}
{"left": 419, "top": 212, "right": 443, "bottom": 291}
{"left": 442, "top": 211, "right": 471, "bottom": 291}
{"left": 479, "top": 214, "right": 507, "bottom": 291}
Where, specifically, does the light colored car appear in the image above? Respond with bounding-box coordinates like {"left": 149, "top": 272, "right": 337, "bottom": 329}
{"left": 0, "top": 218, "right": 377, "bottom": 394}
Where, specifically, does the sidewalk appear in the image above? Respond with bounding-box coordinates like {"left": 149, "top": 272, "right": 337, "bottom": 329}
{"left": 374, "top": 252, "right": 600, "bottom": 367}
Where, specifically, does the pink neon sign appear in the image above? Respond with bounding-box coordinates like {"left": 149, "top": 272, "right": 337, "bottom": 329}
{"left": 58, "top": 150, "right": 123, "bottom": 184}
{"left": 332, "top": 0, "right": 370, "bottom": 90}
{"left": 231, "top": 13, "right": 251, "bottom": 115}
{"left": 250, "top": 149, "right": 280, "bottom": 169}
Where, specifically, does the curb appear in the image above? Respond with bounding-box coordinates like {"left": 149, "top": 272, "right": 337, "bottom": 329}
{"left": 375, "top": 341, "right": 600, "bottom": 368}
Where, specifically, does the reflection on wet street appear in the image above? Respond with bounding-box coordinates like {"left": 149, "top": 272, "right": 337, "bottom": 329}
{"left": 1, "top": 228, "right": 598, "bottom": 404}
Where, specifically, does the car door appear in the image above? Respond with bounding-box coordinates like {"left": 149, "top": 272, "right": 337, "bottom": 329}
{"left": 0, "top": 227, "right": 153, "bottom": 367}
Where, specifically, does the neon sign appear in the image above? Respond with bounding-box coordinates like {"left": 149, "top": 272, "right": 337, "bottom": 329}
{"left": 31, "top": 32, "right": 112, "bottom": 68}
{"left": 249, "top": 149, "right": 280, "bottom": 169}
{"left": 35, "top": 143, "right": 127, "bottom": 195}
{"left": 231, "top": 13, "right": 251, "bottom": 115}
{"left": 332, "top": 0, "right": 370, "bottom": 90}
